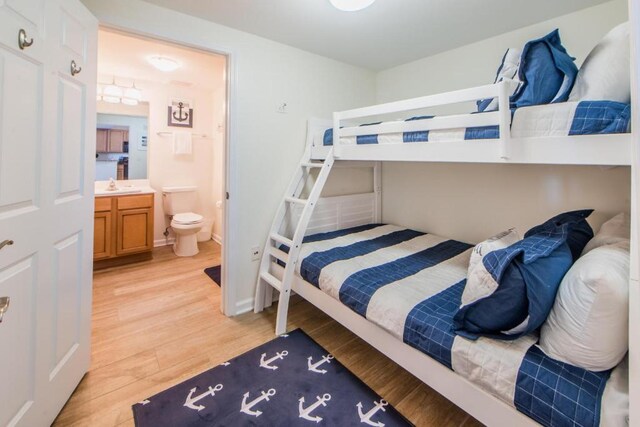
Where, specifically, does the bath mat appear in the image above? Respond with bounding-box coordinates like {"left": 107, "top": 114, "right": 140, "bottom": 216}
{"left": 204, "top": 265, "right": 221, "bottom": 286}
{"left": 132, "top": 329, "right": 412, "bottom": 426}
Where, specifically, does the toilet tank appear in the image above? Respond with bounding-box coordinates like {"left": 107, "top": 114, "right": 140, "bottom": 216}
{"left": 162, "top": 186, "right": 197, "bottom": 215}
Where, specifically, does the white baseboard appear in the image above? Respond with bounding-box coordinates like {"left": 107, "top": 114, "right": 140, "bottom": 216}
{"left": 154, "top": 238, "right": 175, "bottom": 248}
{"left": 235, "top": 297, "right": 254, "bottom": 315}
{"left": 213, "top": 233, "right": 223, "bottom": 244}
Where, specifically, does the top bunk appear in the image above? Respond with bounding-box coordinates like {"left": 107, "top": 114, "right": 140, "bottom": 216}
{"left": 309, "top": 25, "right": 634, "bottom": 167}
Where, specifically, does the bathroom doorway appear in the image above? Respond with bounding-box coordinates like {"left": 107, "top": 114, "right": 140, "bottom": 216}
{"left": 94, "top": 27, "right": 228, "bottom": 309}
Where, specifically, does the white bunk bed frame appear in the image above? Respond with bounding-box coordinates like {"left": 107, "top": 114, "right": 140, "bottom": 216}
{"left": 254, "top": 34, "right": 639, "bottom": 426}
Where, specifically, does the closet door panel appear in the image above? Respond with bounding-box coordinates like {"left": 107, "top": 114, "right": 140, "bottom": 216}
{"left": 55, "top": 77, "right": 85, "bottom": 201}
{"left": 0, "top": 46, "right": 43, "bottom": 218}
{"left": 0, "top": 257, "right": 37, "bottom": 427}
{"left": 49, "top": 233, "right": 83, "bottom": 379}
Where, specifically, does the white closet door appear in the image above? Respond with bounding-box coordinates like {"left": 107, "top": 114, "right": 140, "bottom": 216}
{"left": 0, "top": 0, "right": 97, "bottom": 425}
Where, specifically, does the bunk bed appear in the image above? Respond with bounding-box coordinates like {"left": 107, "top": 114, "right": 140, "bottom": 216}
{"left": 254, "top": 21, "right": 638, "bottom": 427}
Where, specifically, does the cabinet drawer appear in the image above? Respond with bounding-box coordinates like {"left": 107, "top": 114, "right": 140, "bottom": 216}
{"left": 117, "top": 194, "right": 153, "bottom": 210}
{"left": 94, "top": 197, "right": 112, "bottom": 212}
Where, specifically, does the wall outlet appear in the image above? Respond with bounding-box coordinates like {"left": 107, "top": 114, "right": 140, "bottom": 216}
{"left": 251, "top": 246, "right": 261, "bottom": 261}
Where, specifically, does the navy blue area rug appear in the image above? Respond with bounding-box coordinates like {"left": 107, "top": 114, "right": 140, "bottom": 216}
{"left": 132, "top": 329, "right": 412, "bottom": 426}
{"left": 204, "top": 265, "right": 221, "bottom": 287}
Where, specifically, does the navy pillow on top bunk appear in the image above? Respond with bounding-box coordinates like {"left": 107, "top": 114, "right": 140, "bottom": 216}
{"left": 511, "top": 29, "right": 578, "bottom": 108}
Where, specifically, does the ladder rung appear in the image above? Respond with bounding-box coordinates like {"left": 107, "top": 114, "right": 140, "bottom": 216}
{"left": 285, "top": 196, "right": 307, "bottom": 205}
{"left": 269, "top": 247, "right": 289, "bottom": 263}
{"left": 270, "top": 233, "right": 293, "bottom": 248}
{"left": 302, "top": 162, "right": 323, "bottom": 168}
{"left": 260, "top": 272, "right": 282, "bottom": 292}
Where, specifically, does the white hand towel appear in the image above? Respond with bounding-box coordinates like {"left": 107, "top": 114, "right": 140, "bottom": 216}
{"left": 173, "top": 131, "right": 192, "bottom": 155}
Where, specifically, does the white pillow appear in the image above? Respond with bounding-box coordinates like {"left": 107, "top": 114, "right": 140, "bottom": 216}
{"left": 539, "top": 241, "right": 630, "bottom": 371}
{"left": 467, "top": 228, "right": 520, "bottom": 276}
{"left": 582, "top": 212, "right": 630, "bottom": 255}
{"left": 569, "top": 22, "right": 630, "bottom": 103}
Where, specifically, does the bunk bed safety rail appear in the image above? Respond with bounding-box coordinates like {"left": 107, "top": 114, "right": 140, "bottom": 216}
{"left": 332, "top": 79, "right": 518, "bottom": 159}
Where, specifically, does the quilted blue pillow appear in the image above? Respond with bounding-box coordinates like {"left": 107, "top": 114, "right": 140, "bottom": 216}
{"left": 525, "top": 209, "right": 594, "bottom": 261}
{"left": 454, "top": 225, "right": 573, "bottom": 341}
{"left": 511, "top": 29, "right": 578, "bottom": 108}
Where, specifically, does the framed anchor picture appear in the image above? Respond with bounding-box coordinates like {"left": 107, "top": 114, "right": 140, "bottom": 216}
{"left": 168, "top": 98, "right": 193, "bottom": 128}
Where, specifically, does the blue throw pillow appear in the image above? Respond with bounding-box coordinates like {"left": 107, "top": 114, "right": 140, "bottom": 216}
{"left": 525, "top": 209, "right": 594, "bottom": 261}
{"left": 454, "top": 225, "right": 573, "bottom": 340}
{"left": 511, "top": 29, "right": 578, "bottom": 108}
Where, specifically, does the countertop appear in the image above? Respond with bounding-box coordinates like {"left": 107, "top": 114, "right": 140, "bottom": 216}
{"left": 94, "top": 186, "right": 156, "bottom": 198}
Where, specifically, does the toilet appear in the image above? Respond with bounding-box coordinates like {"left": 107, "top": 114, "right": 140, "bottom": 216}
{"left": 162, "top": 186, "right": 204, "bottom": 257}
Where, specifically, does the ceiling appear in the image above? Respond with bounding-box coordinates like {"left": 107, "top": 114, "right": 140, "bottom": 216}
{"left": 97, "top": 29, "right": 226, "bottom": 91}
{"left": 142, "top": 0, "right": 611, "bottom": 70}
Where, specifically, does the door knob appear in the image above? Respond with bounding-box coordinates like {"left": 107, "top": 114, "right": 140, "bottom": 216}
{"left": 18, "top": 29, "right": 34, "bottom": 50}
{"left": 0, "top": 297, "right": 9, "bottom": 323}
{"left": 0, "top": 240, "right": 13, "bottom": 251}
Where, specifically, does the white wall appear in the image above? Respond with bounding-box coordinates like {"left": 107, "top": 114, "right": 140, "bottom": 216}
{"left": 82, "top": 0, "right": 377, "bottom": 314}
{"left": 376, "top": 0, "right": 631, "bottom": 242}
{"left": 142, "top": 79, "right": 219, "bottom": 245}
{"left": 376, "top": 0, "right": 629, "bottom": 103}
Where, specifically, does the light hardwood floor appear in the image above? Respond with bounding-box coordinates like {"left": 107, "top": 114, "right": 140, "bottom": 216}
{"left": 53, "top": 240, "right": 481, "bottom": 426}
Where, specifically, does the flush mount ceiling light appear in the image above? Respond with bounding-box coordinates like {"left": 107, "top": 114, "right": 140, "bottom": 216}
{"left": 147, "top": 55, "right": 180, "bottom": 72}
{"left": 329, "top": 0, "right": 376, "bottom": 12}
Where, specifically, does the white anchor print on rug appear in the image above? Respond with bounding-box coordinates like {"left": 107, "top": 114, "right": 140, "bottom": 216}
{"left": 131, "top": 329, "right": 413, "bottom": 426}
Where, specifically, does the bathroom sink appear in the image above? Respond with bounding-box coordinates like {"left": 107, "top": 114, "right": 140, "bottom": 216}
{"left": 95, "top": 187, "right": 143, "bottom": 197}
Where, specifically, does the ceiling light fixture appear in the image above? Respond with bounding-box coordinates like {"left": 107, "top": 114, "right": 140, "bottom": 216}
{"left": 329, "top": 0, "right": 376, "bottom": 12}
{"left": 103, "top": 77, "right": 123, "bottom": 104}
{"left": 147, "top": 55, "right": 181, "bottom": 72}
{"left": 122, "top": 83, "right": 142, "bottom": 106}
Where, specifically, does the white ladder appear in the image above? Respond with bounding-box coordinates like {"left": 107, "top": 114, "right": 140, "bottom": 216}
{"left": 254, "top": 147, "right": 335, "bottom": 335}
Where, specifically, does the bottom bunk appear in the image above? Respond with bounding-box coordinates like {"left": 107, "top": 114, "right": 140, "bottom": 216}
{"left": 271, "top": 223, "right": 629, "bottom": 427}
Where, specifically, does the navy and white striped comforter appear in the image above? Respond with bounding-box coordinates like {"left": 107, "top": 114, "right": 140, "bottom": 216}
{"left": 292, "top": 224, "right": 618, "bottom": 427}
{"left": 323, "top": 100, "right": 631, "bottom": 145}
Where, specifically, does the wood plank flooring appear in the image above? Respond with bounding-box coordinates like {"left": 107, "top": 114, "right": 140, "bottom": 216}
{"left": 53, "top": 241, "right": 481, "bottom": 426}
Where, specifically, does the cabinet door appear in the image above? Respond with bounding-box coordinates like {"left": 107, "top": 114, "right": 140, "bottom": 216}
{"left": 96, "top": 129, "right": 108, "bottom": 152}
{"left": 93, "top": 211, "right": 112, "bottom": 260}
{"left": 108, "top": 129, "right": 125, "bottom": 152}
{"left": 116, "top": 207, "right": 153, "bottom": 256}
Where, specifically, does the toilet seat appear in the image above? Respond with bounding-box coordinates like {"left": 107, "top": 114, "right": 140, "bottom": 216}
{"left": 172, "top": 212, "right": 203, "bottom": 225}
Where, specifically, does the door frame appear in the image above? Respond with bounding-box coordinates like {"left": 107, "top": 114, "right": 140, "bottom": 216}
{"left": 97, "top": 23, "right": 237, "bottom": 316}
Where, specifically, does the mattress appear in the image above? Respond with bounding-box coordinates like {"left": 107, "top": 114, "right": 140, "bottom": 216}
{"left": 285, "top": 224, "right": 628, "bottom": 427}
{"left": 322, "top": 100, "right": 631, "bottom": 146}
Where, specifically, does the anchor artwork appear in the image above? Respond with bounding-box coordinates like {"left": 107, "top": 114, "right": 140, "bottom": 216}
{"left": 167, "top": 99, "right": 193, "bottom": 128}
{"left": 132, "top": 329, "right": 412, "bottom": 427}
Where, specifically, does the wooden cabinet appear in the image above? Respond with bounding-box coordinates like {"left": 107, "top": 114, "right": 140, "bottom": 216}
{"left": 93, "top": 193, "right": 154, "bottom": 266}
{"left": 108, "top": 129, "right": 126, "bottom": 153}
{"left": 96, "top": 129, "right": 108, "bottom": 152}
{"left": 96, "top": 128, "right": 128, "bottom": 153}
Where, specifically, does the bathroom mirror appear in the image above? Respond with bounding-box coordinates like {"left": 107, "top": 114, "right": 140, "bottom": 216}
{"left": 95, "top": 104, "right": 149, "bottom": 182}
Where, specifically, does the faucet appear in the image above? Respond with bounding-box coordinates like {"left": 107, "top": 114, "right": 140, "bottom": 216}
{"left": 107, "top": 178, "right": 118, "bottom": 191}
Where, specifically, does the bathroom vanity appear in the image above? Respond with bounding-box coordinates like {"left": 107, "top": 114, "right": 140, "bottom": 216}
{"left": 93, "top": 189, "right": 155, "bottom": 269}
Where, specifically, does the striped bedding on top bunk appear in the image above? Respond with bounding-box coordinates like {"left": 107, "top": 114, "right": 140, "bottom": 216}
{"left": 322, "top": 100, "right": 631, "bottom": 145}
{"left": 288, "top": 224, "right": 619, "bottom": 427}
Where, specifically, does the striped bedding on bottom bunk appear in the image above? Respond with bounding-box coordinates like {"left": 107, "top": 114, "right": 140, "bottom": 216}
{"left": 288, "top": 224, "right": 618, "bottom": 427}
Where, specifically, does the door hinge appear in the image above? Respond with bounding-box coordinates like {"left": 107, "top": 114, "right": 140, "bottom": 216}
{"left": 226, "top": 192, "right": 230, "bottom": 200}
